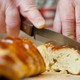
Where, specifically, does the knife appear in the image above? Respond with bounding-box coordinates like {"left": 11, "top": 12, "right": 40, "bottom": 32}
{"left": 0, "top": 30, "right": 42, "bottom": 46}
{"left": 33, "top": 28, "right": 80, "bottom": 50}
{"left": 19, "top": 30, "right": 43, "bottom": 46}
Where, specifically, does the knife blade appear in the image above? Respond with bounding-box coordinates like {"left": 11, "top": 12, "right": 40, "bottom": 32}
{"left": 33, "top": 28, "right": 80, "bottom": 50}
{"left": 0, "top": 31, "right": 42, "bottom": 46}
{"left": 19, "top": 30, "right": 43, "bottom": 46}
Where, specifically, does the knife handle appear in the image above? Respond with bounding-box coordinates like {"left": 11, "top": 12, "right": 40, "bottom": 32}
{"left": 21, "top": 16, "right": 34, "bottom": 36}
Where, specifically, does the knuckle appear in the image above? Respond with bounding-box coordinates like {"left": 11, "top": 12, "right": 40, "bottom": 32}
{"left": 74, "top": 0, "right": 80, "bottom": 6}
{"left": 62, "top": 18, "right": 74, "bottom": 23}
{"left": 76, "top": 19, "right": 80, "bottom": 26}
{"left": 6, "top": 16, "right": 20, "bottom": 28}
{"left": 6, "top": 8, "right": 20, "bottom": 20}
{"left": 7, "top": 22, "right": 20, "bottom": 29}
{"left": 19, "top": 0, "right": 36, "bottom": 11}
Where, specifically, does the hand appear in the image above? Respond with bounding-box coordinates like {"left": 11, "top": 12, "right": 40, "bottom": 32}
{"left": 0, "top": 0, "right": 45, "bottom": 36}
{"left": 53, "top": 0, "right": 80, "bottom": 42}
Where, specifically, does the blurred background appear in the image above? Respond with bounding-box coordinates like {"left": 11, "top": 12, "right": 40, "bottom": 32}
{"left": 34, "top": 0, "right": 58, "bottom": 30}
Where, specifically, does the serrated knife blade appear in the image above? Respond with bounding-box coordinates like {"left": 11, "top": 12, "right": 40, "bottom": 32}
{"left": 33, "top": 28, "right": 80, "bottom": 50}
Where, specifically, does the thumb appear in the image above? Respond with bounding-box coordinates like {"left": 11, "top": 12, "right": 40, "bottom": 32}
{"left": 18, "top": 0, "right": 45, "bottom": 29}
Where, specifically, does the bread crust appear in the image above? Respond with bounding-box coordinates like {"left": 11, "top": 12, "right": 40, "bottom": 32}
{"left": 0, "top": 37, "right": 46, "bottom": 80}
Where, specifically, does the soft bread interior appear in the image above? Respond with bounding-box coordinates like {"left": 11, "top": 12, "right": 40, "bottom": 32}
{"left": 37, "top": 44, "right": 80, "bottom": 74}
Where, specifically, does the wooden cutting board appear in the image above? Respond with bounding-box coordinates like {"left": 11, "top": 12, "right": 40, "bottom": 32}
{"left": 24, "top": 72, "right": 80, "bottom": 80}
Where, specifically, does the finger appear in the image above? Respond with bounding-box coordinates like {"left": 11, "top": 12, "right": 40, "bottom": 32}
{"left": 0, "top": 10, "right": 6, "bottom": 33}
{"left": 18, "top": 0, "right": 45, "bottom": 29}
{"left": 59, "top": 0, "right": 75, "bottom": 39}
{"left": 6, "top": 0, "right": 20, "bottom": 37}
{"left": 0, "top": 1, "right": 6, "bottom": 33}
{"left": 75, "top": 0, "right": 80, "bottom": 42}
{"left": 53, "top": 5, "right": 62, "bottom": 33}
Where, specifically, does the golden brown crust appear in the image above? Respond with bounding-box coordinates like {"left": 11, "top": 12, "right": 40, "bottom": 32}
{"left": 0, "top": 37, "right": 46, "bottom": 79}
{"left": 45, "top": 43, "right": 76, "bottom": 51}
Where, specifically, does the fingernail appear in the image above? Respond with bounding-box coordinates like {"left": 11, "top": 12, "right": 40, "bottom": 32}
{"left": 35, "top": 20, "right": 46, "bottom": 29}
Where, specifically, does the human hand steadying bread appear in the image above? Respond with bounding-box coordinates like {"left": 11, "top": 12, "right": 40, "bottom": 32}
{"left": 53, "top": 0, "right": 80, "bottom": 42}
{"left": 0, "top": 0, "right": 45, "bottom": 36}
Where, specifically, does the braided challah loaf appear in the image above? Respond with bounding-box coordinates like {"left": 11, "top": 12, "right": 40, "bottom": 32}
{"left": 0, "top": 37, "right": 46, "bottom": 80}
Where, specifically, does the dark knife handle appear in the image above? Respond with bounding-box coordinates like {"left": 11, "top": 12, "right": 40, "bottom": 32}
{"left": 21, "top": 16, "right": 34, "bottom": 36}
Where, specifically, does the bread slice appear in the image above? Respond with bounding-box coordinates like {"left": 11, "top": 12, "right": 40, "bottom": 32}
{"left": 37, "top": 43, "right": 80, "bottom": 75}
{"left": 0, "top": 37, "right": 46, "bottom": 80}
